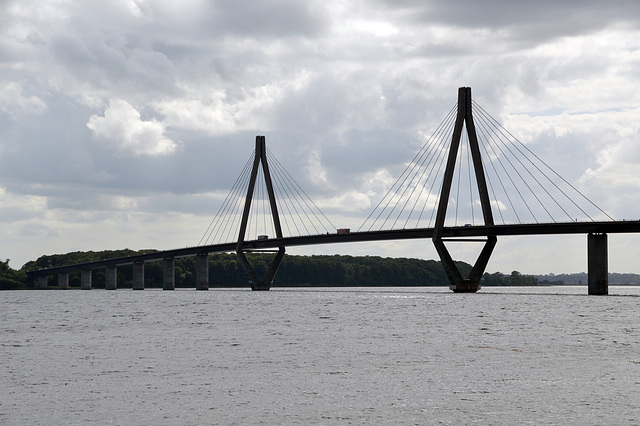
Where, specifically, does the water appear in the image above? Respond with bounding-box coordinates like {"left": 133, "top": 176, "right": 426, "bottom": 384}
{"left": 1, "top": 287, "right": 639, "bottom": 425}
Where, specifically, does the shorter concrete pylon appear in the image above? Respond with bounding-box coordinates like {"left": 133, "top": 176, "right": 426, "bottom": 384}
{"left": 196, "top": 254, "right": 209, "bottom": 290}
{"left": 588, "top": 233, "right": 608, "bottom": 295}
{"left": 163, "top": 258, "right": 175, "bottom": 290}
{"left": 37, "top": 275, "right": 48, "bottom": 289}
{"left": 81, "top": 269, "right": 92, "bottom": 290}
{"left": 58, "top": 272, "right": 69, "bottom": 289}
{"left": 133, "top": 262, "right": 144, "bottom": 290}
{"left": 106, "top": 266, "right": 117, "bottom": 290}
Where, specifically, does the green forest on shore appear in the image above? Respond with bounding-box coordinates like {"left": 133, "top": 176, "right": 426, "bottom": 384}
{"left": 0, "top": 249, "right": 544, "bottom": 290}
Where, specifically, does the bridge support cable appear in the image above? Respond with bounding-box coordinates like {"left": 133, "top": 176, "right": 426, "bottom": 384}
{"left": 383, "top": 106, "right": 455, "bottom": 230}
{"left": 266, "top": 149, "right": 337, "bottom": 236}
{"left": 475, "top": 109, "right": 566, "bottom": 223}
{"left": 477, "top": 101, "right": 614, "bottom": 221}
{"left": 474, "top": 121, "right": 520, "bottom": 223}
{"left": 411, "top": 116, "right": 455, "bottom": 227}
{"left": 398, "top": 107, "right": 460, "bottom": 230}
{"left": 433, "top": 87, "right": 496, "bottom": 293}
{"left": 454, "top": 130, "right": 477, "bottom": 227}
{"left": 198, "top": 154, "right": 254, "bottom": 246}
{"left": 359, "top": 92, "right": 614, "bottom": 235}
{"left": 359, "top": 104, "right": 458, "bottom": 232}
{"left": 472, "top": 101, "right": 613, "bottom": 223}
{"left": 384, "top": 131, "right": 448, "bottom": 229}
{"left": 474, "top": 114, "right": 540, "bottom": 223}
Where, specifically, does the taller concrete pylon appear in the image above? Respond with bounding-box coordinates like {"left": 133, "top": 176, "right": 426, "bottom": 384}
{"left": 432, "top": 87, "right": 497, "bottom": 292}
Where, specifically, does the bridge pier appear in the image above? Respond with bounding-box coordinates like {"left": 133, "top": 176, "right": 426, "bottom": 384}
{"left": 133, "top": 261, "right": 144, "bottom": 290}
{"left": 58, "top": 272, "right": 69, "bottom": 289}
{"left": 37, "top": 275, "right": 48, "bottom": 289}
{"left": 451, "top": 278, "right": 480, "bottom": 293}
{"left": 81, "top": 269, "right": 92, "bottom": 290}
{"left": 196, "top": 254, "right": 209, "bottom": 290}
{"left": 163, "top": 258, "right": 175, "bottom": 290}
{"left": 588, "top": 233, "right": 608, "bottom": 295}
{"left": 106, "top": 266, "right": 117, "bottom": 290}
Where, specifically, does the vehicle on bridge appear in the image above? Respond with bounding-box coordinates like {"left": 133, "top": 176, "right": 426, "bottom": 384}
{"left": 337, "top": 228, "right": 351, "bottom": 234}
{"left": 257, "top": 235, "right": 269, "bottom": 240}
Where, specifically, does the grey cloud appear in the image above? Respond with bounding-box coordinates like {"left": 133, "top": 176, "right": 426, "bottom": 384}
{"left": 0, "top": 206, "right": 44, "bottom": 224}
{"left": 202, "top": 0, "right": 329, "bottom": 38}
{"left": 71, "top": 0, "right": 329, "bottom": 43}
{"left": 376, "top": 0, "right": 640, "bottom": 46}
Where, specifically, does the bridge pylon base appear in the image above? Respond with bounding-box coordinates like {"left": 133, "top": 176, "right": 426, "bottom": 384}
{"left": 450, "top": 279, "right": 481, "bottom": 293}
{"left": 434, "top": 235, "right": 496, "bottom": 293}
{"left": 236, "top": 247, "right": 285, "bottom": 291}
{"left": 250, "top": 283, "right": 272, "bottom": 291}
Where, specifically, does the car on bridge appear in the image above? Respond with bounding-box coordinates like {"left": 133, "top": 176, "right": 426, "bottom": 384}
{"left": 337, "top": 228, "right": 351, "bottom": 234}
{"left": 257, "top": 235, "right": 269, "bottom": 240}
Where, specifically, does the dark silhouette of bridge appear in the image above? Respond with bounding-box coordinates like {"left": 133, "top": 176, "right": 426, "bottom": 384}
{"left": 28, "top": 88, "right": 640, "bottom": 294}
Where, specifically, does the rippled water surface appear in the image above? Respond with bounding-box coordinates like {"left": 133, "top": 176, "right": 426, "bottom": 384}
{"left": 2, "top": 286, "right": 639, "bottom": 425}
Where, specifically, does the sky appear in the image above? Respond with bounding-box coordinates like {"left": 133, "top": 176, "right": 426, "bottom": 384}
{"left": 2, "top": 0, "right": 640, "bottom": 275}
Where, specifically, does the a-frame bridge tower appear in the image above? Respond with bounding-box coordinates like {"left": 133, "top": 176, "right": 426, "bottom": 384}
{"left": 433, "top": 87, "right": 496, "bottom": 293}
{"left": 235, "top": 136, "right": 285, "bottom": 290}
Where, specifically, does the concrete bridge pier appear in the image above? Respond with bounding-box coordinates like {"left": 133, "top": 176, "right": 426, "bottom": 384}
{"left": 451, "top": 278, "right": 480, "bottom": 293}
{"left": 196, "top": 254, "right": 209, "bottom": 290}
{"left": 106, "top": 266, "right": 117, "bottom": 290}
{"left": 81, "top": 269, "right": 92, "bottom": 290}
{"left": 163, "top": 258, "right": 175, "bottom": 290}
{"left": 588, "top": 233, "right": 608, "bottom": 295}
{"left": 133, "top": 261, "right": 144, "bottom": 290}
{"left": 37, "top": 275, "right": 48, "bottom": 289}
{"left": 58, "top": 272, "right": 69, "bottom": 289}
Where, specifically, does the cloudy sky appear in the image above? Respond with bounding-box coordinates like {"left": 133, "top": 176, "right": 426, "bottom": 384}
{"left": 2, "top": 0, "right": 640, "bottom": 275}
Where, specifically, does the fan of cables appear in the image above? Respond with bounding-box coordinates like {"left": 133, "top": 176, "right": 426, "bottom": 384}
{"left": 198, "top": 148, "right": 336, "bottom": 246}
{"left": 359, "top": 100, "right": 612, "bottom": 232}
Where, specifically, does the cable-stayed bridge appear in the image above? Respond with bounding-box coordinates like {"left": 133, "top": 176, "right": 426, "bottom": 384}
{"left": 28, "top": 88, "right": 640, "bottom": 294}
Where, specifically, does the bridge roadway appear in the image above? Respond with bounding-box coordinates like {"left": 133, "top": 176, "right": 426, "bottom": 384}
{"left": 28, "top": 220, "right": 640, "bottom": 276}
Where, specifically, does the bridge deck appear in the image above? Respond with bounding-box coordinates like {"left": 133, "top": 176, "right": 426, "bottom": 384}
{"left": 27, "top": 220, "right": 640, "bottom": 276}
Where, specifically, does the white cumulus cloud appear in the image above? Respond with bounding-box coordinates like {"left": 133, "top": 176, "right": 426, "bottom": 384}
{"left": 87, "top": 99, "right": 178, "bottom": 156}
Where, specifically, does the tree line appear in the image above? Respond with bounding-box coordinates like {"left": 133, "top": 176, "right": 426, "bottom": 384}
{"left": 1, "top": 249, "right": 541, "bottom": 289}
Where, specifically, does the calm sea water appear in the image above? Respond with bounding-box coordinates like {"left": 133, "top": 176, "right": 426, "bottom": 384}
{"left": 1, "top": 286, "right": 639, "bottom": 425}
